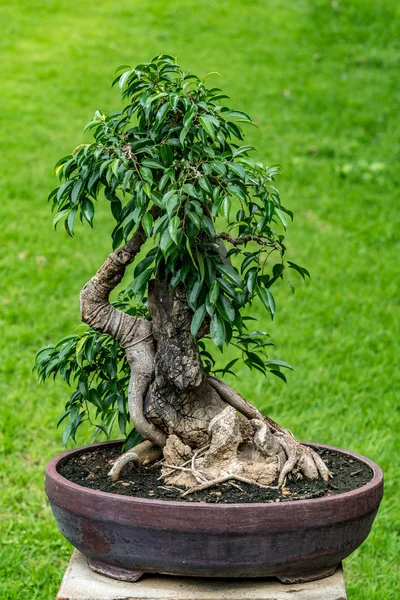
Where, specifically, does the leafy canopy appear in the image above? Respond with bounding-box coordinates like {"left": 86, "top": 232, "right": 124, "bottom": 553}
{"left": 37, "top": 55, "right": 309, "bottom": 445}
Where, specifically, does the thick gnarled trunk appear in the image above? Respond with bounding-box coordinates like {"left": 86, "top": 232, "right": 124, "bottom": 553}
{"left": 145, "top": 277, "right": 226, "bottom": 447}
{"left": 80, "top": 232, "right": 330, "bottom": 492}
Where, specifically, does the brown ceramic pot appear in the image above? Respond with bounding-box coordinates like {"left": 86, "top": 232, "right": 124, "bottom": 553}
{"left": 45, "top": 441, "right": 383, "bottom": 584}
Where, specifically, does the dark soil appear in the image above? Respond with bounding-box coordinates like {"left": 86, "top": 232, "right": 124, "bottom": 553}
{"left": 58, "top": 442, "right": 373, "bottom": 504}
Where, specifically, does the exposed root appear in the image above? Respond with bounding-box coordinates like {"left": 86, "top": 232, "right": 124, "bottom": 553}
{"left": 161, "top": 407, "right": 279, "bottom": 489}
{"left": 181, "top": 474, "right": 279, "bottom": 497}
{"left": 160, "top": 444, "right": 210, "bottom": 478}
{"left": 156, "top": 406, "right": 331, "bottom": 491}
{"left": 108, "top": 440, "right": 162, "bottom": 481}
{"left": 160, "top": 463, "right": 209, "bottom": 485}
{"left": 274, "top": 428, "right": 332, "bottom": 485}
{"left": 209, "top": 377, "right": 331, "bottom": 485}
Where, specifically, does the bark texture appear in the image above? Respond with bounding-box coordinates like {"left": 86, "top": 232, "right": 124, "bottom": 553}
{"left": 80, "top": 232, "right": 331, "bottom": 490}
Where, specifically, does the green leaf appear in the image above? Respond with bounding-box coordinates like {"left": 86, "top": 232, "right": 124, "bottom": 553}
{"left": 118, "top": 69, "right": 134, "bottom": 89}
{"left": 265, "top": 360, "right": 294, "bottom": 371}
{"left": 155, "top": 102, "right": 171, "bottom": 128}
{"left": 216, "top": 295, "right": 235, "bottom": 323}
{"left": 118, "top": 412, "right": 127, "bottom": 436}
{"left": 182, "top": 183, "right": 198, "bottom": 198}
{"left": 209, "top": 281, "right": 220, "bottom": 306}
{"left": 183, "top": 105, "right": 196, "bottom": 127}
{"left": 187, "top": 210, "right": 201, "bottom": 229}
{"left": 196, "top": 250, "right": 205, "bottom": 282}
{"left": 52, "top": 209, "right": 69, "bottom": 229}
{"left": 287, "top": 261, "right": 310, "bottom": 279}
{"left": 187, "top": 278, "right": 202, "bottom": 310}
{"left": 124, "top": 428, "right": 143, "bottom": 451}
{"left": 141, "top": 159, "right": 164, "bottom": 169}
{"left": 199, "top": 116, "right": 216, "bottom": 140}
{"left": 216, "top": 263, "right": 242, "bottom": 287}
{"left": 269, "top": 370, "right": 287, "bottom": 383}
{"left": 81, "top": 197, "right": 94, "bottom": 226}
{"left": 257, "top": 286, "right": 276, "bottom": 319}
{"left": 224, "top": 109, "right": 253, "bottom": 122}
{"left": 134, "top": 248, "right": 157, "bottom": 277}
{"left": 158, "top": 171, "right": 171, "bottom": 192}
{"left": 71, "top": 180, "right": 84, "bottom": 205}
{"left": 62, "top": 421, "right": 74, "bottom": 446}
{"left": 246, "top": 268, "right": 258, "bottom": 295}
{"left": 202, "top": 71, "right": 222, "bottom": 82}
{"left": 223, "top": 197, "right": 231, "bottom": 220}
{"left": 228, "top": 163, "right": 246, "bottom": 179}
{"left": 212, "top": 161, "right": 226, "bottom": 176}
{"left": 244, "top": 351, "right": 267, "bottom": 372}
{"left": 227, "top": 184, "right": 247, "bottom": 203}
{"left": 132, "top": 268, "right": 152, "bottom": 294}
{"left": 198, "top": 177, "right": 212, "bottom": 194}
{"left": 141, "top": 213, "right": 153, "bottom": 236}
{"left": 168, "top": 215, "right": 180, "bottom": 244}
{"left": 210, "top": 313, "right": 226, "bottom": 347}
{"left": 65, "top": 207, "right": 78, "bottom": 237}
{"left": 153, "top": 214, "right": 169, "bottom": 236}
{"left": 111, "top": 158, "right": 120, "bottom": 178}
{"left": 160, "top": 228, "right": 172, "bottom": 255}
{"left": 201, "top": 215, "right": 216, "bottom": 240}
{"left": 275, "top": 208, "right": 287, "bottom": 230}
{"left": 191, "top": 303, "right": 207, "bottom": 338}
{"left": 179, "top": 125, "right": 190, "bottom": 146}
{"left": 233, "top": 145, "right": 254, "bottom": 157}
{"left": 160, "top": 143, "right": 173, "bottom": 167}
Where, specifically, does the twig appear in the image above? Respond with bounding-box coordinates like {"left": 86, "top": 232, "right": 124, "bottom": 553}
{"left": 216, "top": 232, "right": 276, "bottom": 248}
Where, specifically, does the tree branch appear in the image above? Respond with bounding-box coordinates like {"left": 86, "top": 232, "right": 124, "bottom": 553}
{"left": 80, "top": 207, "right": 158, "bottom": 343}
{"left": 216, "top": 232, "right": 277, "bottom": 248}
{"left": 80, "top": 207, "right": 167, "bottom": 447}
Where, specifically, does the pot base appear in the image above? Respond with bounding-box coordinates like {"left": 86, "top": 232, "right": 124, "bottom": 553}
{"left": 277, "top": 564, "right": 338, "bottom": 584}
{"left": 87, "top": 557, "right": 145, "bottom": 582}
{"left": 87, "top": 557, "right": 339, "bottom": 584}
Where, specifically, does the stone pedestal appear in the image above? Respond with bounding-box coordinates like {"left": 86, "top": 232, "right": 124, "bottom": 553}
{"left": 57, "top": 551, "right": 347, "bottom": 600}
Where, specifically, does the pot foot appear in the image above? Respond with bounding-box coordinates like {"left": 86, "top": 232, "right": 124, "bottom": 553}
{"left": 277, "top": 563, "right": 338, "bottom": 584}
{"left": 87, "top": 557, "right": 145, "bottom": 582}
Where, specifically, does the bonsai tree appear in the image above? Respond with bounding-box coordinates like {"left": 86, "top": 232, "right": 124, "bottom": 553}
{"left": 36, "top": 55, "right": 330, "bottom": 494}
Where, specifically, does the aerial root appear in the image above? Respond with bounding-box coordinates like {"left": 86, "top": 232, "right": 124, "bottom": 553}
{"left": 108, "top": 440, "right": 162, "bottom": 481}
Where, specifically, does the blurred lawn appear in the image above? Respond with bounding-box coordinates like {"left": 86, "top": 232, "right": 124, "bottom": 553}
{"left": 0, "top": 1, "right": 399, "bottom": 598}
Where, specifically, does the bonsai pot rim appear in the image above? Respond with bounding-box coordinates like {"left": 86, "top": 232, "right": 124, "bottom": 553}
{"left": 46, "top": 439, "right": 383, "bottom": 512}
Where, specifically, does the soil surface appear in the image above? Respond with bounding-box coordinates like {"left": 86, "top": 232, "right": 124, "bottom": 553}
{"left": 58, "top": 443, "right": 373, "bottom": 504}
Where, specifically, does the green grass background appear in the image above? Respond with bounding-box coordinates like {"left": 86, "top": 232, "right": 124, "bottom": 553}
{"left": 0, "top": 0, "right": 399, "bottom": 597}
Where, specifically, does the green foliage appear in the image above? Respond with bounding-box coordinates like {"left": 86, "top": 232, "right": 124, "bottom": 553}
{"left": 40, "top": 55, "right": 307, "bottom": 442}
{"left": 49, "top": 55, "right": 304, "bottom": 364}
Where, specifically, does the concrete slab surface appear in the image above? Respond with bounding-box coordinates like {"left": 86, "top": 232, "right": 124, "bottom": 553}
{"left": 57, "top": 551, "right": 347, "bottom": 600}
